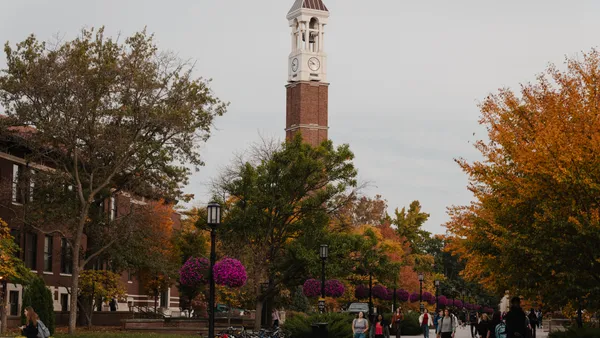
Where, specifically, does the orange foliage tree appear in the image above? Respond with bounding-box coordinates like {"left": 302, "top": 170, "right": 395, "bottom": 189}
{"left": 446, "top": 49, "right": 600, "bottom": 308}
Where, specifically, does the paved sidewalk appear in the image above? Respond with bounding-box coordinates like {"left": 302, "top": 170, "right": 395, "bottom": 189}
{"left": 427, "top": 326, "right": 549, "bottom": 338}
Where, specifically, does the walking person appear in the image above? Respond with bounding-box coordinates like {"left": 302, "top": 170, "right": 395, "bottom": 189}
{"left": 434, "top": 310, "right": 443, "bottom": 334}
{"left": 488, "top": 312, "right": 503, "bottom": 338}
{"left": 371, "top": 313, "right": 390, "bottom": 338}
{"left": 19, "top": 306, "right": 50, "bottom": 338}
{"left": 527, "top": 309, "right": 537, "bottom": 338}
{"left": 392, "top": 307, "right": 404, "bottom": 338}
{"left": 419, "top": 308, "right": 434, "bottom": 338}
{"left": 477, "top": 313, "right": 491, "bottom": 338}
{"left": 504, "top": 297, "right": 528, "bottom": 338}
{"left": 470, "top": 311, "right": 479, "bottom": 338}
{"left": 272, "top": 308, "right": 280, "bottom": 328}
{"left": 437, "top": 309, "right": 457, "bottom": 338}
{"left": 353, "top": 311, "right": 369, "bottom": 338}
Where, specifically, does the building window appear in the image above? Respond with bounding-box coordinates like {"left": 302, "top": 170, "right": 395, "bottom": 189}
{"left": 12, "top": 164, "right": 24, "bottom": 204}
{"left": 25, "top": 232, "right": 38, "bottom": 270}
{"left": 9, "top": 291, "right": 19, "bottom": 316}
{"left": 60, "top": 294, "right": 69, "bottom": 312}
{"left": 110, "top": 196, "right": 118, "bottom": 220}
{"left": 43, "top": 235, "right": 53, "bottom": 272}
{"left": 127, "top": 270, "right": 132, "bottom": 281}
{"left": 61, "top": 238, "right": 72, "bottom": 274}
{"left": 160, "top": 290, "right": 168, "bottom": 308}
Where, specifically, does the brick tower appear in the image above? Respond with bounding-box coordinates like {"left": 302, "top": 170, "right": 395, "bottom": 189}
{"left": 285, "top": 0, "right": 330, "bottom": 147}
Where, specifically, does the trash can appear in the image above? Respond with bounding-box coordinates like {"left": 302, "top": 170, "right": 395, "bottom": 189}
{"left": 311, "top": 322, "right": 328, "bottom": 338}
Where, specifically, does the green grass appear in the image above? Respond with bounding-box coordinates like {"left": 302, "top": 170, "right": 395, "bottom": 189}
{"left": 53, "top": 334, "right": 201, "bottom": 338}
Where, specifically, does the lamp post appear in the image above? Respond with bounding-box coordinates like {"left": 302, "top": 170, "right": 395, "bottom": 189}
{"left": 418, "top": 272, "right": 424, "bottom": 313}
{"left": 434, "top": 280, "right": 440, "bottom": 312}
{"left": 207, "top": 202, "right": 221, "bottom": 338}
{"left": 319, "top": 244, "right": 328, "bottom": 313}
{"left": 451, "top": 287, "right": 456, "bottom": 308}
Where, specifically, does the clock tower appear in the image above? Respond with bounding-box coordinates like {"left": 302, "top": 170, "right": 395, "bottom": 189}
{"left": 285, "top": 0, "right": 329, "bottom": 147}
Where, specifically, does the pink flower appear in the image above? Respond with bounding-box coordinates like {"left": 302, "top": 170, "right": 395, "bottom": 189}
{"left": 324, "top": 280, "right": 344, "bottom": 298}
{"left": 179, "top": 257, "right": 209, "bottom": 287}
{"left": 303, "top": 279, "right": 321, "bottom": 298}
{"left": 213, "top": 257, "right": 247, "bottom": 288}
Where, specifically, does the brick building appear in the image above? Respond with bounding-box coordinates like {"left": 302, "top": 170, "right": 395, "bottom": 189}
{"left": 0, "top": 137, "right": 183, "bottom": 327}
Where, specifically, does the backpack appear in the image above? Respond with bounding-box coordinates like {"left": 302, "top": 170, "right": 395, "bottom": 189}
{"left": 37, "top": 320, "right": 50, "bottom": 338}
{"left": 495, "top": 322, "right": 507, "bottom": 338}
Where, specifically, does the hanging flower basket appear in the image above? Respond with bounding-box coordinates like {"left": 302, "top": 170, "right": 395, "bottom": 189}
{"left": 396, "top": 289, "right": 409, "bottom": 302}
{"left": 355, "top": 285, "right": 369, "bottom": 300}
{"left": 454, "top": 300, "right": 463, "bottom": 308}
{"left": 409, "top": 292, "right": 419, "bottom": 303}
{"left": 372, "top": 285, "right": 388, "bottom": 300}
{"left": 303, "top": 279, "right": 321, "bottom": 298}
{"left": 423, "top": 292, "right": 433, "bottom": 304}
{"left": 213, "top": 257, "right": 247, "bottom": 288}
{"left": 437, "top": 295, "right": 447, "bottom": 306}
{"left": 324, "top": 280, "right": 345, "bottom": 298}
{"left": 179, "top": 257, "right": 210, "bottom": 287}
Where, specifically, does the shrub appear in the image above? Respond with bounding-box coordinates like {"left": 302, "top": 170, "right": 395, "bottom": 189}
{"left": 283, "top": 312, "right": 353, "bottom": 338}
{"left": 401, "top": 311, "right": 422, "bottom": 335}
{"left": 549, "top": 328, "right": 600, "bottom": 338}
{"left": 21, "top": 276, "right": 55, "bottom": 335}
{"left": 289, "top": 286, "right": 310, "bottom": 312}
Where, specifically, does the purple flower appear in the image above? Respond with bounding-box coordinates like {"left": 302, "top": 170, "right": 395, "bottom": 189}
{"left": 179, "top": 257, "right": 210, "bottom": 287}
{"left": 409, "top": 292, "right": 419, "bottom": 303}
{"left": 303, "top": 279, "right": 321, "bottom": 298}
{"left": 396, "top": 289, "right": 409, "bottom": 302}
{"left": 355, "top": 285, "right": 369, "bottom": 300}
{"left": 437, "top": 295, "right": 447, "bottom": 306}
{"left": 372, "top": 285, "right": 388, "bottom": 300}
{"left": 454, "top": 300, "right": 463, "bottom": 308}
{"left": 324, "top": 280, "right": 345, "bottom": 298}
{"left": 423, "top": 292, "right": 433, "bottom": 303}
{"left": 213, "top": 257, "right": 247, "bottom": 288}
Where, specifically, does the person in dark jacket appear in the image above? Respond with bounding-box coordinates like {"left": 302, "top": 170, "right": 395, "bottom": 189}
{"left": 504, "top": 297, "right": 528, "bottom": 338}
{"left": 527, "top": 309, "right": 538, "bottom": 338}
{"left": 19, "top": 306, "right": 39, "bottom": 338}
{"left": 488, "top": 311, "right": 503, "bottom": 338}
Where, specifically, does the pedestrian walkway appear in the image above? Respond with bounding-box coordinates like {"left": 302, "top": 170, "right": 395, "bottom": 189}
{"left": 432, "top": 326, "right": 549, "bottom": 338}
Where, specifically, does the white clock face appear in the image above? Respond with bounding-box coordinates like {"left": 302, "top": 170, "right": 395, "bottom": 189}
{"left": 308, "top": 57, "right": 320, "bottom": 71}
{"left": 291, "top": 58, "right": 299, "bottom": 72}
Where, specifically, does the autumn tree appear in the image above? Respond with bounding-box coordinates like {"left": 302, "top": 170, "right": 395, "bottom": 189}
{"left": 0, "top": 27, "right": 226, "bottom": 333}
{"left": 77, "top": 270, "right": 126, "bottom": 328}
{"left": 446, "top": 49, "right": 600, "bottom": 309}
{"left": 0, "top": 218, "right": 33, "bottom": 334}
{"left": 215, "top": 135, "right": 357, "bottom": 329}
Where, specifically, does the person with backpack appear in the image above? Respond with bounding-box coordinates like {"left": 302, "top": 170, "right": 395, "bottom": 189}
{"left": 504, "top": 297, "right": 528, "bottom": 338}
{"left": 19, "top": 306, "right": 50, "bottom": 338}
{"left": 488, "top": 312, "right": 503, "bottom": 338}
{"left": 437, "top": 309, "right": 457, "bottom": 338}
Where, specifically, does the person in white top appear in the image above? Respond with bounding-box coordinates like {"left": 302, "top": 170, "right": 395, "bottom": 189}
{"left": 419, "top": 309, "right": 434, "bottom": 338}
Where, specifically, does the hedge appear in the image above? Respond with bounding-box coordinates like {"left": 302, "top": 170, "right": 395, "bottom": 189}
{"left": 549, "top": 328, "right": 600, "bottom": 338}
{"left": 21, "top": 276, "right": 55, "bottom": 335}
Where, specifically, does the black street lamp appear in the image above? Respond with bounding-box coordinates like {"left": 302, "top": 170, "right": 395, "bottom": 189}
{"left": 434, "top": 280, "right": 440, "bottom": 312}
{"left": 207, "top": 202, "right": 221, "bottom": 338}
{"left": 319, "top": 244, "right": 328, "bottom": 313}
{"left": 418, "top": 272, "right": 424, "bottom": 313}
{"left": 368, "top": 272, "right": 373, "bottom": 317}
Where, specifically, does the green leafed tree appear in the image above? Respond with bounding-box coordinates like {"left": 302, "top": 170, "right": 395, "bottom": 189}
{"left": 215, "top": 135, "right": 358, "bottom": 329}
{"left": 0, "top": 27, "right": 227, "bottom": 333}
{"left": 21, "top": 277, "right": 55, "bottom": 335}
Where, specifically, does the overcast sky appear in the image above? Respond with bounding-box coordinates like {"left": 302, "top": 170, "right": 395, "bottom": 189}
{"left": 2, "top": 0, "right": 598, "bottom": 234}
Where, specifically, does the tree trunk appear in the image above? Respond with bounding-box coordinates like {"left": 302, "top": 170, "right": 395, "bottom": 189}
{"left": 68, "top": 234, "right": 83, "bottom": 334}
{"left": 254, "top": 300, "right": 263, "bottom": 331}
{"left": 0, "top": 282, "right": 7, "bottom": 335}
